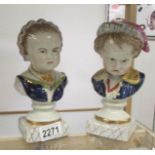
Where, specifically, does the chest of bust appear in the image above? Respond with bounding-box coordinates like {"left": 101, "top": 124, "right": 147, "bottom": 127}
{"left": 17, "top": 75, "right": 67, "bottom": 102}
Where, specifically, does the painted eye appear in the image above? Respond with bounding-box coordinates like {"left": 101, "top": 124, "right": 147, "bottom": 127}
{"left": 52, "top": 48, "right": 60, "bottom": 53}
{"left": 110, "top": 58, "right": 115, "bottom": 61}
{"left": 52, "top": 49, "right": 58, "bottom": 53}
{"left": 122, "top": 59, "right": 128, "bottom": 63}
{"left": 38, "top": 48, "right": 47, "bottom": 54}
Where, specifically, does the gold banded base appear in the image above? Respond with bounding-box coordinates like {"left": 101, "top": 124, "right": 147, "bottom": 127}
{"left": 95, "top": 115, "right": 131, "bottom": 124}
{"left": 26, "top": 118, "right": 62, "bottom": 126}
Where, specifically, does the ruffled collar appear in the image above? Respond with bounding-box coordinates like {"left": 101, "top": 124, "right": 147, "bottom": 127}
{"left": 92, "top": 68, "right": 141, "bottom": 85}
{"left": 28, "top": 65, "right": 54, "bottom": 84}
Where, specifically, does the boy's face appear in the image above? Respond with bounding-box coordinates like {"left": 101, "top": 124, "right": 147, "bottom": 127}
{"left": 25, "top": 31, "right": 62, "bottom": 73}
{"left": 100, "top": 39, "right": 134, "bottom": 76}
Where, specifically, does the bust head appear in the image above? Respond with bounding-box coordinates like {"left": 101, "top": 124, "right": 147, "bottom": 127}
{"left": 94, "top": 20, "right": 149, "bottom": 77}
{"left": 94, "top": 33, "right": 142, "bottom": 76}
{"left": 17, "top": 19, "right": 63, "bottom": 73}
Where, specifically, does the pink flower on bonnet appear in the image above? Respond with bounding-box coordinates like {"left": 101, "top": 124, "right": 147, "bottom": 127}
{"left": 97, "top": 19, "right": 150, "bottom": 52}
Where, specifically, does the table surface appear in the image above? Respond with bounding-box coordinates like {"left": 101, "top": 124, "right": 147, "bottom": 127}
{"left": 0, "top": 122, "right": 155, "bottom": 150}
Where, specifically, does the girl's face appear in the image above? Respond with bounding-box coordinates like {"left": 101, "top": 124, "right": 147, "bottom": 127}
{"left": 25, "top": 31, "right": 62, "bottom": 73}
{"left": 100, "top": 39, "right": 134, "bottom": 77}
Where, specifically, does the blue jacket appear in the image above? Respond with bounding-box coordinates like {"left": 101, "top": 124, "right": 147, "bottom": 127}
{"left": 92, "top": 69, "right": 145, "bottom": 100}
{"left": 17, "top": 74, "right": 67, "bottom": 102}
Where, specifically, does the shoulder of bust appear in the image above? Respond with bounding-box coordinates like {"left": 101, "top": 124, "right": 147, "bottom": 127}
{"left": 92, "top": 69, "right": 108, "bottom": 81}
{"left": 122, "top": 69, "right": 145, "bottom": 85}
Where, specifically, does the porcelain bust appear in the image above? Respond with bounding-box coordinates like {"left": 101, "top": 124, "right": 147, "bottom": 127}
{"left": 14, "top": 19, "right": 68, "bottom": 142}
{"left": 92, "top": 20, "right": 149, "bottom": 123}
{"left": 87, "top": 20, "right": 149, "bottom": 141}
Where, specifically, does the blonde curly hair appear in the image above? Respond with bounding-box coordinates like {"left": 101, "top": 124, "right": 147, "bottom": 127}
{"left": 17, "top": 19, "right": 63, "bottom": 60}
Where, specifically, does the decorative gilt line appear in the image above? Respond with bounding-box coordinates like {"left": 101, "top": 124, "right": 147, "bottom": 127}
{"left": 95, "top": 115, "right": 131, "bottom": 124}
{"left": 27, "top": 118, "right": 62, "bottom": 126}
{"left": 0, "top": 107, "right": 100, "bottom": 115}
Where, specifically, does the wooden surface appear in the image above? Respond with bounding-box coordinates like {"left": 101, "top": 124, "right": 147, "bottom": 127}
{"left": 0, "top": 123, "right": 155, "bottom": 150}
{"left": 125, "top": 4, "right": 137, "bottom": 114}
{"left": 125, "top": 4, "right": 137, "bottom": 23}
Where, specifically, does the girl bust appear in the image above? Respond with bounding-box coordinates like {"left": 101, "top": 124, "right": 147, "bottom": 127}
{"left": 14, "top": 19, "right": 67, "bottom": 123}
{"left": 92, "top": 20, "right": 149, "bottom": 123}
{"left": 92, "top": 20, "right": 149, "bottom": 101}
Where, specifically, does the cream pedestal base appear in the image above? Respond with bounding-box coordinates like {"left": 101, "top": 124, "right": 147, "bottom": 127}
{"left": 86, "top": 118, "right": 137, "bottom": 141}
{"left": 19, "top": 117, "right": 68, "bottom": 143}
{"left": 96, "top": 99, "right": 130, "bottom": 122}
{"left": 26, "top": 101, "right": 61, "bottom": 122}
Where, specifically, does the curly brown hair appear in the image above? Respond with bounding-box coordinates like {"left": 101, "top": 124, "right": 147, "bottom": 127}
{"left": 17, "top": 19, "right": 63, "bottom": 60}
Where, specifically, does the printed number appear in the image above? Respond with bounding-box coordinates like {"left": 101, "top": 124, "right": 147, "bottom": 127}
{"left": 42, "top": 126, "right": 60, "bottom": 138}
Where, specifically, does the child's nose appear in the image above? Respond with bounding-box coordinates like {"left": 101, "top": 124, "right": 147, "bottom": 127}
{"left": 115, "top": 62, "right": 121, "bottom": 70}
{"left": 46, "top": 51, "right": 54, "bottom": 58}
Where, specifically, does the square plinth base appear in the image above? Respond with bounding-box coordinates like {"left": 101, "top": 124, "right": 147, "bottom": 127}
{"left": 86, "top": 118, "right": 137, "bottom": 141}
{"left": 19, "top": 117, "right": 68, "bottom": 143}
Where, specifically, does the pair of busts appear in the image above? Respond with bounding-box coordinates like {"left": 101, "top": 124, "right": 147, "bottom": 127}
{"left": 15, "top": 19, "right": 149, "bottom": 125}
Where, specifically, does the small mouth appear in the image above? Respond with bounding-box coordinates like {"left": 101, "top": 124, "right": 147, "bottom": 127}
{"left": 113, "top": 70, "right": 119, "bottom": 72}
{"left": 47, "top": 61, "right": 53, "bottom": 64}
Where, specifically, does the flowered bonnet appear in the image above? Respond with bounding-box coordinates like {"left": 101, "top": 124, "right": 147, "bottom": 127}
{"left": 97, "top": 19, "right": 150, "bottom": 52}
